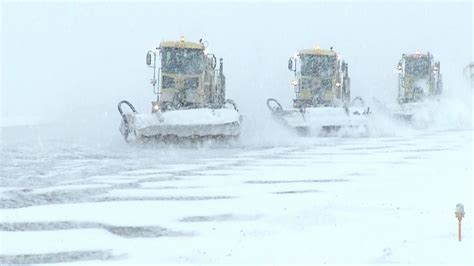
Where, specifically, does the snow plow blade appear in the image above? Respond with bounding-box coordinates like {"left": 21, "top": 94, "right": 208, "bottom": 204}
{"left": 267, "top": 99, "right": 369, "bottom": 136}
{"left": 387, "top": 101, "right": 439, "bottom": 123}
{"left": 119, "top": 107, "right": 241, "bottom": 143}
{"left": 137, "top": 121, "right": 240, "bottom": 140}
{"left": 393, "top": 112, "right": 414, "bottom": 121}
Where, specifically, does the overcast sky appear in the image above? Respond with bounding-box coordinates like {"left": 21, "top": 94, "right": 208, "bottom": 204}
{"left": 1, "top": 1, "right": 472, "bottom": 124}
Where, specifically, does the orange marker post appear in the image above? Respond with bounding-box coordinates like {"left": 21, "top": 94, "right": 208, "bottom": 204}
{"left": 455, "top": 203, "right": 465, "bottom": 242}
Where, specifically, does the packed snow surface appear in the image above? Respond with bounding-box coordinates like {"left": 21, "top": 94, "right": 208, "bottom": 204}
{"left": 0, "top": 122, "right": 472, "bottom": 264}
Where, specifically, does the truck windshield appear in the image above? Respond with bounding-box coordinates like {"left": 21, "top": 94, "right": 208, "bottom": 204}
{"left": 300, "top": 55, "right": 337, "bottom": 77}
{"left": 161, "top": 48, "right": 204, "bottom": 75}
{"left": 405, "top": 56, "right": 430, "bottom": 77}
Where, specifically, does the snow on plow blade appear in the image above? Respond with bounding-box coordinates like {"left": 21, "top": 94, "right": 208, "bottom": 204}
{"left": 137, "top": 121, "right": 241, "bottom": 139}
{"left": 388, "top": 101, "right": 439, "bottom": 124}
{"left": 120, "top": 108, "right": 241, "bottom": 142}
{"left": 393, "top": 112, "right": 414, "bottom": 121}
{"left": 270, "top": 106, "right": 369, "bottom": 136}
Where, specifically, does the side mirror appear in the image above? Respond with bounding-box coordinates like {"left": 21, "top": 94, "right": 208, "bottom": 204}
{"left": 219, "top": 58, "right": 223, "bottom": 74}
{"left": 146, "top": 51, "right": 153, "bottom": 66}
{"left": 208, "top": 54, "right": 217, "bottom": 69}
{"left": 288, "top": 57, "right": 296, "bottom": 71}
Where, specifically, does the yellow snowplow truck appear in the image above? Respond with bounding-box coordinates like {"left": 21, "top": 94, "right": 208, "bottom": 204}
{"left": 266, "top": 46, "right": 369, "bottom": 136}
{"left": 397, "top": 52, "right": 442, "bottom": 104}
{"left": 117, "top": 37, "right": 241, "bottom": 143}
{"left": 289, "top": 46, "right": 350, "bottom": 108}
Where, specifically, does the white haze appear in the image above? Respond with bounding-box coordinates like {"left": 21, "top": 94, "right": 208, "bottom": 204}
{"left": 1, "top": 1, "right": 472, "bottom": 145}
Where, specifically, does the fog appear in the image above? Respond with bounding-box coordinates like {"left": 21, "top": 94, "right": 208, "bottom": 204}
{"left": 1, "top": 1, "right": 472, "bottom": 142}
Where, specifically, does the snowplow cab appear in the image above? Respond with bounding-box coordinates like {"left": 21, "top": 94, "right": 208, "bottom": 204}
{"left": 397, "top": 52, "right": 442, "bottom": 104}
{"left": 265, "top": 45, "right": 368, "bottom": 136}
{"left": 117, "top": 37, "right": 241, "bottom": 143}
{"left": 288, "top": 46, "right": 350, "bottom": 108}
{"left": 148, "top": 36, "right": 225, "bottom": 112}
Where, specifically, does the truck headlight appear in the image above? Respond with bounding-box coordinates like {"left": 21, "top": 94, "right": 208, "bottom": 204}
{"left": 151, "top": 101, "right": 160, "bottom": 113}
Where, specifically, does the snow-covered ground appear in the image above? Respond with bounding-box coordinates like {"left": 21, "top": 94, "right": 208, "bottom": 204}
{"left": 0, "top": 121, "right": 472, "bottom": 264}
{"left": 2, "top": 1, "right": 472, "bottom": 264}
